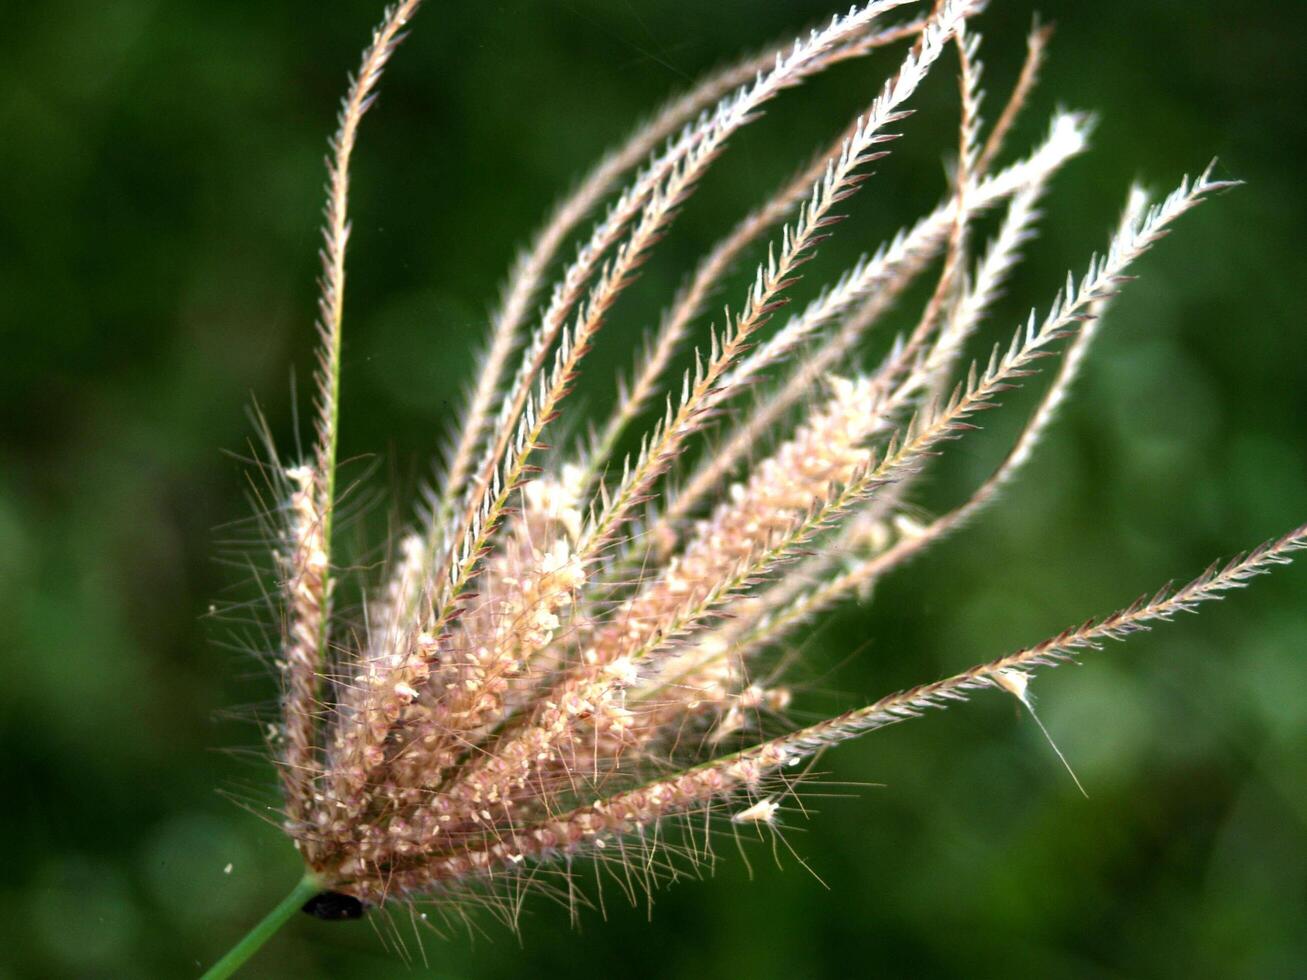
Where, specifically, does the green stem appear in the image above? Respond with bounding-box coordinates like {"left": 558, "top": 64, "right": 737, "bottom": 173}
{"left": 201, "top": 874, "right": 321, "bottom": 979}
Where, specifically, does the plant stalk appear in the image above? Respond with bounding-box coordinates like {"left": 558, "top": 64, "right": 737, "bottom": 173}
{"left": 201, "top": 874, "right": 320, "bottom": 979}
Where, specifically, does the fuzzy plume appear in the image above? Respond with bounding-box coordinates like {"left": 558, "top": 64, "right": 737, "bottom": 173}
{"left": 249, "top": 0, "right": 1298, "bottom": 934}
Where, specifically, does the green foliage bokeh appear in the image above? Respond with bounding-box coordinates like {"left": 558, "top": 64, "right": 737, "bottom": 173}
{"left": 3, "top": 2, "right": 1306, "bottom": 977}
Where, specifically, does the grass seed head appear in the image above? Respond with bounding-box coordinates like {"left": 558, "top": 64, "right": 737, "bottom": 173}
{"left": 237, "top": 0, "right": 1303, "bottom": 933}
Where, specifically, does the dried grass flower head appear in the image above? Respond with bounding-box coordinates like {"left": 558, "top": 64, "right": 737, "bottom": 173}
{"left": 204, "top": 0, "right": 1303, "bottom": 973}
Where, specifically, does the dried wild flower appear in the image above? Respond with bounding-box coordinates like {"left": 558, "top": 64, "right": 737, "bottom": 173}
{"left": 203, "top": 0, "right": 1304, "bottom": 974}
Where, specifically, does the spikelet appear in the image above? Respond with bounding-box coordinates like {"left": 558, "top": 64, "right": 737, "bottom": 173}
{"left": 246, "top": 0, "right": 1299, "bottom": 938}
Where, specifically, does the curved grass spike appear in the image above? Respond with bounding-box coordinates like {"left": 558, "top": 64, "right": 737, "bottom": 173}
{"left": 204, "top": 1, "right": 1301, "bottom": 974}
{"left": 277, "top": 0, "right": 424, "bottom": 869}
{"left": 314, "top": 0, "right": 424, "bottom": 600}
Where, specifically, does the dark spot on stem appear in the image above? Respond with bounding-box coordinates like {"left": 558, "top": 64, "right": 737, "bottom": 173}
{"left": 302, "top": 890, "right": 365, "bottom": 920}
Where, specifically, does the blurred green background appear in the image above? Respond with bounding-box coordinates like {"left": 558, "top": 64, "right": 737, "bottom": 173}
{"left": 4, "top": 1, "right": 1306, "bottom": 976}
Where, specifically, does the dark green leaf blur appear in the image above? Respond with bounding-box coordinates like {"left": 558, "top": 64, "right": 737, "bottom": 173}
{"left": 3, "top": 1, "right": 1305, "bottom": 976}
